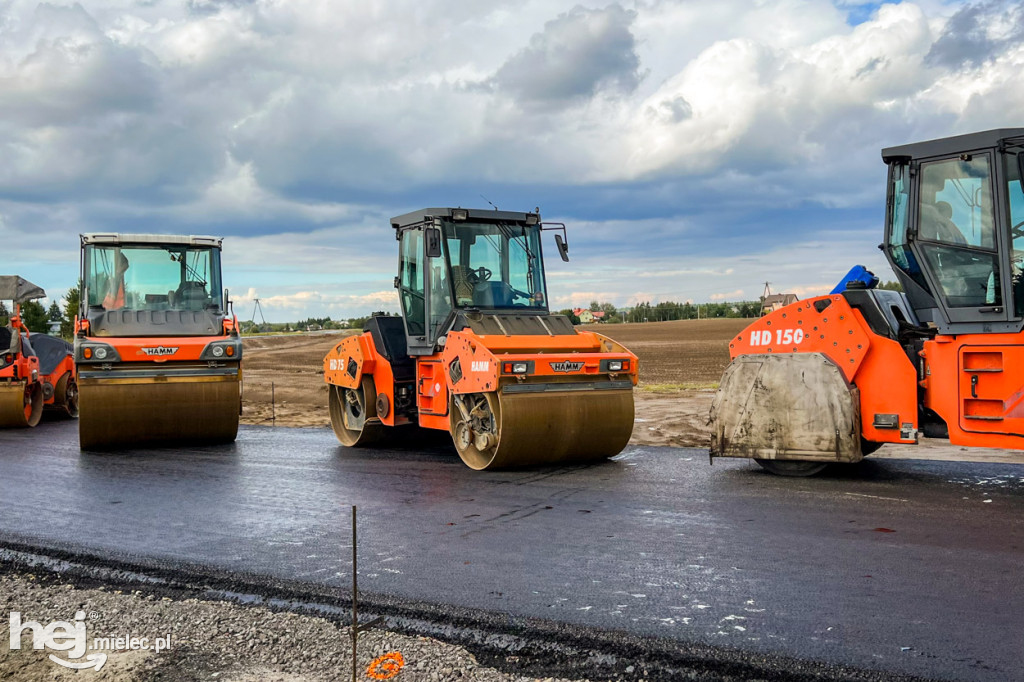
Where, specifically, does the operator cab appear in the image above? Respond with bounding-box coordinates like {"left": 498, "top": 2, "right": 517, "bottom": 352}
{"left": 883, "top": 128, "right": 1024, "bottom": 335}
{"left": 391, "top": 208, "right": 572, "bottom": 355}
{"left": 80, "top": 233, "right": 226, "bottom": 337}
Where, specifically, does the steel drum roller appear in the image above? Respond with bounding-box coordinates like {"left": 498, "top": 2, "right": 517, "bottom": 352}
{"left": 0, "top": 383, "right": 42, "bottom": 428}
{"left": 451, "top": 388, "right": 634, "bottom": 470}
{"left": 78, "top": 375, "right": 240, "bottom": 449}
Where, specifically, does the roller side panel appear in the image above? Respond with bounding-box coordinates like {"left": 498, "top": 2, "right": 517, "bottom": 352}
{"left": 728, "top": 295, "right": 917, "bottom": 446}
{"left": 324, "top": 333, "right": 414, "bottom": 427}
{"left": 323, "top": 333, "right": 375, "bottom": 391}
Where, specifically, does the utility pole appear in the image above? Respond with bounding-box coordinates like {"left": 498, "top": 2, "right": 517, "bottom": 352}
{"left": 759, "top": 282, "right": 772, "bottom": 316}
{"left": 250, "top": 298, "right": 267, "bottom": 331}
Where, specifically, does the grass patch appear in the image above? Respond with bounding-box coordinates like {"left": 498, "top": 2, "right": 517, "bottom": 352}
{"left": 639, "top": 382, "right": 719, "bottom": 393}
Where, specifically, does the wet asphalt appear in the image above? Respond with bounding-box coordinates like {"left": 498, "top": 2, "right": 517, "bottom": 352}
{"left": 0, "top": 421, "right": 1022, "bottom": 681}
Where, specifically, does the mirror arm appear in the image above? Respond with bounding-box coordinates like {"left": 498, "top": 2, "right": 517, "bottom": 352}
{"left": 541, "top": 221, "right": 570, "bottom": 262}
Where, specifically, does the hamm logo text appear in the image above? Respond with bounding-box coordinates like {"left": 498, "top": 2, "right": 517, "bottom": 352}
{"left": 549, "top": 361, "right": 584, "bottom": 373}
{"left": 140, "top": 346, "right": 179, "bottom": 356}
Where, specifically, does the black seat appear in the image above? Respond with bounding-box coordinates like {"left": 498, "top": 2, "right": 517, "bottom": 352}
{"left": 0, "top": 327, "right": 11, "bottom": 354}
{"left": 364, "top": 315, "right": 415, "bottom": 382}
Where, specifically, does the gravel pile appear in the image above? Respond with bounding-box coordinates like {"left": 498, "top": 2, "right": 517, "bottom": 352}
{"left": 0, "top": 572, "right": 591, "bottom": 682}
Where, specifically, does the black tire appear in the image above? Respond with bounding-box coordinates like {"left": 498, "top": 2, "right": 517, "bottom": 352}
{"left": 860, "top": 439, "right": 882, "bottom": 456}
{"left": 55, "top": 373, "right": 79, "bottom": 419}
{"left": 754, "top": 459, "right": 828, "bottom": 477}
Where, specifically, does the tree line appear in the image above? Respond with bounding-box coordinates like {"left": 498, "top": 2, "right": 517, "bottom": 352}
{"left": 558, "top": 299, "right": 763, "bottom": 324}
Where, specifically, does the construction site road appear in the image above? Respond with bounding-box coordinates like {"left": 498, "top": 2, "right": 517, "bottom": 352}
{"left": 1, "top": 422, "right": 1022, "bottom": 682}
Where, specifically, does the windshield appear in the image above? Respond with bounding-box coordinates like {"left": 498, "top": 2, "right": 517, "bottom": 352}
{"left": 84, "top": 244, "right": 223, "bottom": 312}
{"left": 442, "top": 220, "right": 548, "bottom": 310}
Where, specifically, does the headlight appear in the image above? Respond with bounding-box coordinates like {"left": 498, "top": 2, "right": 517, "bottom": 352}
{"left": 200, "top": 340, "right": 242, "bottom": 361}
{"left": 76, "top": 342, "right": 120, "bottom": 363}
{"left": 502, "top": 360, "right": 533, "bottom": 375}
{"left": 600, "top": 358, "right": 630, "bottom": 372}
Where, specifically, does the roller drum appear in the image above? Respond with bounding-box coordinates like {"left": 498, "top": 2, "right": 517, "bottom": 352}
{"left": 451, "top": 387, "right": 634, "bottom": 470}
{"left": 78, "top": 375, "right": 240, "bottom": 449}
{"left": 0, "top": 382, "right": 43, "bottom": 428}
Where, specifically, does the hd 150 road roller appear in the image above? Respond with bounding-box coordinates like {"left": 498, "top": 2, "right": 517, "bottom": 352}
{"left": 75, "top": 234, "right": 241, "bottom": 449}
{"left": 324, "top": 207, "right": 639, "bottom": 470}
{"left": 0, "top": 276, "right": 78, "bottom": 427}
{"left": 711, "top": 128, "right": 1024, "bottom": 475}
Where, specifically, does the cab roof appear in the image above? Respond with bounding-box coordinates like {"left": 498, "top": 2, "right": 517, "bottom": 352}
{"left": 882, "top": 128, "right": 1024, "bottom": 162}
{"left": 390, "top": 207, "right": 539, "bottom": 230}
{"left": 80, "top": 233, "right": 223, "bottom": 248}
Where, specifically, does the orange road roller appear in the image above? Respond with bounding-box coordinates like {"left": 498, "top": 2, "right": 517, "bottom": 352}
{"left": 0, "top": 276, "right": 78, "bottom": 428}
{"left": 711, "top": 128, "right": 1024, "bottom": 475}
{"left": 74, "top": 234, "right": 241, "bottom": 449}
{"left": 324, "top": 207, "right": 639, "bottom": 470}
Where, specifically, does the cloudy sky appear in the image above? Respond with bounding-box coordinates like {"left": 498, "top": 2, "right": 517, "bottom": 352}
{"left": 2, "top": 0, "right": 1022, "bottom": 321}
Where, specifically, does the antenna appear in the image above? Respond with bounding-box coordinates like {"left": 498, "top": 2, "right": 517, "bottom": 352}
{"left": 480, "top": 194, "right": 498, "bottom": 211}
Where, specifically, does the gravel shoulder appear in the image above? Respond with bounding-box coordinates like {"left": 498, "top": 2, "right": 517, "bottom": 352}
{"left": 0, "top": 570, "right": 584, "bottom": 682}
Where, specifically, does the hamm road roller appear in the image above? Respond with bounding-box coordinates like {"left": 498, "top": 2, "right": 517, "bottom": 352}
{"left": 324, "top": 207, "right": 638, "bottom": 470}
{"left": 0, "top": 276, "right": 78, "bottom": 427}
{"left": 711, "top": 128, "right": 1024, "bottom": 475}
{"left": 75, "top": 234, "right": 241, "bottom": 449}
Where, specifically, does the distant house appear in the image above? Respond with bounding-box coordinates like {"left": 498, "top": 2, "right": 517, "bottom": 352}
{"left": 590, "top": 311, "right": 606, "bottom": 321}
{"left": 760, "top": 293, "right": 798, "bottom": 316}
{"left": 573, "top": 308, "right": 595, "bottom": 324}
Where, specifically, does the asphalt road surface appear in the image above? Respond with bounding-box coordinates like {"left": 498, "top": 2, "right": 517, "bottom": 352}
{"left": 1, "top": 421, "right": 1022, "bottom": 681}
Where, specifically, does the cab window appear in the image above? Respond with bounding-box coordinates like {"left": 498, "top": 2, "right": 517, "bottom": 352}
{"left": 917, "top": 154, "right": 1001, "bottom": 308}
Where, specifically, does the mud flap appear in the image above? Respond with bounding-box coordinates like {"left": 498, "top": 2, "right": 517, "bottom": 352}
{"left": 710, "top": 353, "right": 862, "bottom": 463}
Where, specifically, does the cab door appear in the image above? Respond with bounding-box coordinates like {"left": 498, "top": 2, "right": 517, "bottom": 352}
{"left": 398, "top": 229, "right": 427, "bottom": 349}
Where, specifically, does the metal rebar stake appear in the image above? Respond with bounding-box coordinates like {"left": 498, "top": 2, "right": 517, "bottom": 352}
{"left": 351, "top": 504, "right": 358, "bottom": 682}
{"left": 271, "top": 382, "right": 276, "bottom": 425}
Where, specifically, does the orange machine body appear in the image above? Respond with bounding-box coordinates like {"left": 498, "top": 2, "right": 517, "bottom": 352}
{"left": 1, "top": 307, "right": 78, "bottom": 427}
{"left": 324, "top": 327, "right": 638, "bottom": 431}
{"left": 729, "top": 294, "right": 1024, "bottom": 451}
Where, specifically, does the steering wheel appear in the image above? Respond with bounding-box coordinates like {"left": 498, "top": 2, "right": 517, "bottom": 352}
{"left": 467, "top": 267, "right": 492, "bottom": 284}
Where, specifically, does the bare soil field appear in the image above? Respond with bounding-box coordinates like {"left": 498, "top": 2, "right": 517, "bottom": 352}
{"left": 240, "top": 319, "right": 1021, "bottom": 462}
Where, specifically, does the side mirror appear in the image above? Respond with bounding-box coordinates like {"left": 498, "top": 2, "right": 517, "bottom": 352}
{"left": 425, "top": 227, "right": 443, "bottom": 258}
{"left": 554, "top": 234, "right": 570, "bottom": 262}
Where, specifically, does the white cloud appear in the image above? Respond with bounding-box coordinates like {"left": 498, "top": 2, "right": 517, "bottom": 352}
{"left": 710, "top": 289, "right": 745, "bottom": 301}
{"left": 1, "top": 0, "right": 1019, "bottom": 320}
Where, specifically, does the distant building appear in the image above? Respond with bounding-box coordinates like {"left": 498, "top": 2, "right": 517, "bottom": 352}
{"left": 571, "top": 309, "right": 606, "bottom": 324}
{"left": 760, "top": 293, "right": 799, "bottom": 316}
{"left": 573, "top": 308, "right": 595, "bottom": 324}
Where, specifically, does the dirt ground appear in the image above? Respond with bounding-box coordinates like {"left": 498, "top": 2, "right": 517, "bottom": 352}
{"left": 239, "top": 319, "right": 1023, "bottom": 463}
